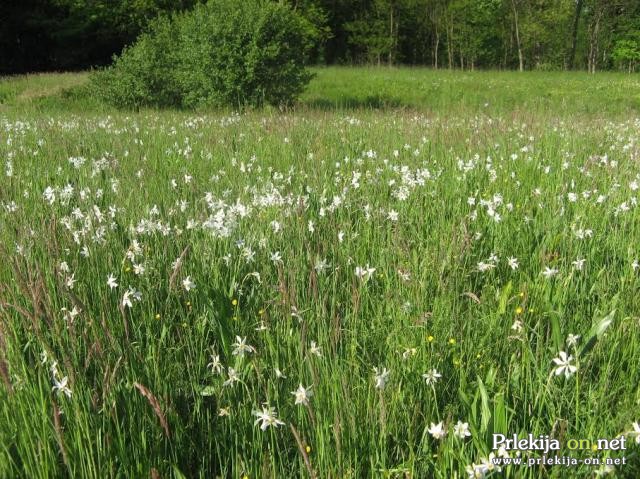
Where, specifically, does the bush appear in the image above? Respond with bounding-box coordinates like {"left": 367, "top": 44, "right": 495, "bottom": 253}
{"left": 92, "top": 0, "right": 316, "bottom": 110}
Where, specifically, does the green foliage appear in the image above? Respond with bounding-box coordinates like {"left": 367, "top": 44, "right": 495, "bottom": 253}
{"left": 613, "top": 38, "right": 640, "bottom": 71}
{"left": 91, "top": 16, "right": 179, "bottom": 110}
{"left": 91, "top": 0, "right": 315, "bottom": 110}
{"left": 284, "top": 0, "right": 332, "bottom": 63}
{"left": 3, "top": 0, "right": 640, "bottom": 73}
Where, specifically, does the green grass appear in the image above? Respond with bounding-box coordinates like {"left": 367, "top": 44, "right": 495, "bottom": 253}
{"left": 0, "top": 69, "right": 639, "bottom": 478}
{"left": 0, "top": 72, "right": 91, "bottom": 110}
{"left": 3, "top": 67, "right": 640, "bottom": 116}
{"left": 303, "top": 67, "right": 640, "bottom": 116}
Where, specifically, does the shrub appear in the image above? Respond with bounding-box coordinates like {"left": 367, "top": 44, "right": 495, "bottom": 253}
{"left": 92, "top": 0, "right": 315, "bottom": 110}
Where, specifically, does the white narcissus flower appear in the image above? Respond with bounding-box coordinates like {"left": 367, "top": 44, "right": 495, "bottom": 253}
{"left": 52, "top": 376, "right": 72, "bottom": 398}
{"left": 630, "top": 422, "right": 640, "bottom": 444}
{"left": 566, "top": 334, "right": 581, "bottom": 348}
{"left": 107, "top": 274, "right": 118, "bottom": 290}
{"left": 422, "top": 369, "right": 442, "bottom": 385}
{"left": 453, "top": 420, "right": 471, "bottom": 439}
{"left": 355, "top": 264, "right": 376, "bottom": 281}
{"left": 428, "top": 421, "right": 446, "bottom": 440}
{"left": 594, "top": 464, "right": 616, "bottom": 477}
{"left": 223, "top": 367, "right": 240, "bottom": 387}
{"left": 207, "top": 354, "right": 222, "bottom": 375}
{"left": 477, "top": 261, "right": 496, "bottom": 272}
{"left": 572, "top": 258, "right": 586, "bottom": 270}
{"left": 309, "top": 341, "right": 323, "bottom": 357}
{"left": 465, "top": 463, "right": 489, "bottom": 479}
{"left": 65, "top": 274, "right": 76, "bottom": 289}
{"left": 253, "top": 405, "right": 285, "bottom": 431}
{"left": 496, "top": 446, "right": 510, "bottom": 459}
{"left": 314, "top": 258, "right": 329, "bottom": 273}
{"left": 291, "top": 384, "right": 313, "bottom": 406}
{"left": 465, "top": 453, "right": 503, "bottom": 477}
{"left": 270, "top": 251, "right": 282, "bottom": 264}
{"left": 231, "top": 336, "right": 255, "bottom": 357}
{"left": 373, "top": 367, "right": 390, "bottom": 390}
{"left": 122, "top": 287, "right": 141, "bottom": 308}
{"left": 552, "top": 351, "right": 577, "bottom": 378}
{"left": 402, "top": 347, "right": 417, "bottom": 359}
{"left": 62, "top": 306, "right": 81, "bottom": 322}
{"left": 182, "top": 275, "right": 196, "bottom": 292}
{"left": 480, "top": 453, "right": 502, "bottom": 473}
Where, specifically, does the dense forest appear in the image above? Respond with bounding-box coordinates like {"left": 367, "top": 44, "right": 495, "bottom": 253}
{"left": 1, "top": 0, "right": 640, "bottom": 74}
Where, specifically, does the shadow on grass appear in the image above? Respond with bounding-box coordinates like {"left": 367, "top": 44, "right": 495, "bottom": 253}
{"left": 302, "top": 94, "right": 405, "bottom": 110}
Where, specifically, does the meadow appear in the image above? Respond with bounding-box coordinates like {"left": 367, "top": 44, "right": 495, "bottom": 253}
{"left": 0, "top": 67, "right": 639, "bottom": 478}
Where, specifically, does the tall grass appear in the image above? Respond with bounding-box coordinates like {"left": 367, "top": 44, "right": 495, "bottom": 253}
{"left": 0, "top": 70, "right": 638, "bottom": 477}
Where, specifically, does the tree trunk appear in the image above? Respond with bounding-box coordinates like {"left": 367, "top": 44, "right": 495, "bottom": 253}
{"left": 447, "top": 22, "right": 453, "bottom": 69}
{"left": 567, "top": 0, "right": 584, "bottom": 70}
{"left": 428, "top": 1, "right": 441, "bottom": 69}
{"left": 588, "top": 7, "right": 602, "bottom": 74}
{"left": 511, "top": 0, "right": 524, "bottom": 71}
{"left": 434, "top": 29, "right": 440, "bottom": 69}
{"left": 388, "top": 2, "right": 394, "bottom": 65}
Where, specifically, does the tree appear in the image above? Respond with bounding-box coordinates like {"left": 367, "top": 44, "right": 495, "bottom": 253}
{"left": 344, "top": 0, "right": 403, "bottom": 65}
{"left": 284, "top": 0, "right": 332, "bottom": 63}
{"left": 92, "top": 0, "right": 316, "bottom": 109}
{"left": 508, "top": 0, "right": 525, "bottom": 70}
{"left": 1, "top": 0, "right": 639, "bottom": 73}
{"left": 424, "top": 0, "right": 446, "bottom": 68}
{"left": 0, "top": 0, "right": 198, "bottom": 74}
{"left": 613, "top": 39, "right": 640, "bottom": 72}
{"left": 567, "top": 0, "right": 585, "bottom": 69}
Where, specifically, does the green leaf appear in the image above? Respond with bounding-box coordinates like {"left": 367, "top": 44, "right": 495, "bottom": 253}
{"left": 477, "top": 377, "right": 491, "bottom": 434}
{"left": 172, "top": 465, "right": 188, "bottom": 479}
{"left": 497, "top": 281, "right": 513, "bottom": 315}
{"left": 580, "top": 308, "right": 616, "bottom": 358}
{"left": 549, "top": 312, "right": 562, "bottom": 352}
{"left": 199, "top": 385, "right": 216, "bottom": 396}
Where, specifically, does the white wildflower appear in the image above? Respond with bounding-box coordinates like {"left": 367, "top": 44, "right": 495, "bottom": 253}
{"left": 453, "top": 420, "right": 471, "bottom": 439}
{"left": 552, "top": 351, "right": 577, "bottom": 378}
{"left": 182, "top": 275, "right": 196, "bottom": 292}
{"left": 422, "top": 369, "right": 442, "bottom": 385}
{"left": 428, "top": 421, "right": 446, "bottom": 440}
{"left": 373, "top": 367, "right": 390, "bottom": 390}
{"left": 231, "top": 336, "right": 256, "bottom": 357}
{"left": 291, "top": 384, "right": 313, "bottom": 406}
{"left": 253, "top": 405, "right": 285, "bottom": 431}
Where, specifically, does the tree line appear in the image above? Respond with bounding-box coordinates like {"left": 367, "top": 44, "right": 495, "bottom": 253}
{"left": 2, "top": 0, "right": 640, "bottom": 74}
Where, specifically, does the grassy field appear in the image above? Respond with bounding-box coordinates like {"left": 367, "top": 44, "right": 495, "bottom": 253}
{"left": 3, "top": 67, "right": 640, "bottom": 116}
{"left": 0, "top": 68, "right": 639, "bottom": 478}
